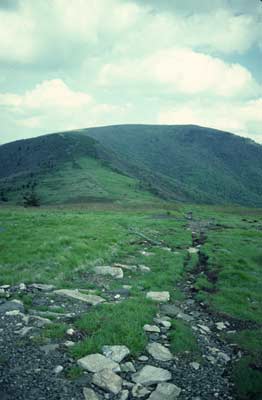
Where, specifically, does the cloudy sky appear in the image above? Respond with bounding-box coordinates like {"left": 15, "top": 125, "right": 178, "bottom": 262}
{"left": 0, "top": 0, "right": 261, "bottom": 144}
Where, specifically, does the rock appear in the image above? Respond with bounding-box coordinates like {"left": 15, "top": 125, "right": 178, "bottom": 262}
{"left": 121, "top": 362, "right": 136, "bottom": 373}
{"left": 161, "top": 304, "right": 181, "bottom": 317}
{"left": 5, "top": 310, "right": 21, "bottom": 316}
{"left": 132, "top": 365, "right": 171, "bottom": 385}
{"left": 83, "top": 387, "right": 100, "bottom": 400}
{"left": 92, "top": 368, "right": 122, "bottom": 394}
{"left": 113, "top": 263, "right": 137, "bottom": 272}
{"left": 138, "top": 265, "right": 151, "bottom": 273}
{"left": 198, "top": 324, "right": 211, "bottom": 333}
{"left": 146, "top": 291, "right": 170, "bottom": 303}
{"left": 140, "top": 251, "right": 154, "bottom": 257}
{"left": 40, "top": 344, "right": 59, "bottom": 354}
{"left": 19, "top": 283, "right": 26, "bottom": 291}
{"left": 64, "top": 340, "right": 75, "bottom": 348}
{"left": 187, "top": 247, "right": 199, "bottom": 254}
{"left": 146, "top": 343, "right": 173, "bottom": 362}
{"left": 66, "top": 328, "right": 75, "bottom": 336}
{"left": 102, "top": 345, "right": 130, "bottom": 363}
{"left": 77, "top": 353, "right": 120, "bottom": 372}
{"left": 132, "top": 383, "right": 150, "bottom": 397}
{"left": 148, "top": 383, "right": 181, "bottom": 399}
{"left": 177, "top": 312, "right": 194, "bottom": 322}
{"left": 123, "top": 285, "right": 132, "bottom": 290}
{"left": 119, "top": 390, "right": 129, "bottom": 400}
{"left": 144, "top": 324, "right": 160, "bottom": 333}
{"left": 53, "top": 365, "right": 63, "bottom": 374}
{"left": 54, "top": 289, "right": 105, "bottom": 305}
{"left": 154, "top": 319, "right": 171, "bottom": 329}
{"left": 0, "top": 300, "right": 24, "bottom": 314}
{"left": 216, "top": 322, "right": 227, "bottom": 330}
{"left": 31, "top": 283, "right": 55, "bottom": 291}
{"left": 138, "top": 356, "right": 148, "bottom": 362}
{"left": 190, "top": 362, "right": 200, "bottom": 370}
{"left": 217, "top": 352, "right": 231, "bottom": 363}
{"left": 15, "top": 326, "right": 33, "bottom": 336}
{"left": 94, "top": 266, "right": 124, "bottom": 279}
{"left": 30, "top": 315, "right": 52, "bottom": 327}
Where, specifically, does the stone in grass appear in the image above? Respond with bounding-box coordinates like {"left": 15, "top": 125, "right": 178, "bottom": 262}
{"left": 94, "top": 266, "right": 124, "bottom": 279}
{"left": 146, "top": 292, "right": 170, "bottom": 303}
{"left": 113, "top": 263, "right": 137, "bottom": 272}
{"left": 148, "top": 383, "right": 182, "bottom": 399}
{"left": 31, "top": 283, "right": 55, "bottom": 291}
{"left": 92, "top": 368, "right": 122, "bottom": 394}
{"left": 102, "top": 345, "right": 130, "bottom": 363}
{"left": 138, "top": 265, "right": 151, "bottom": 273}
{"left": 77, "top": 354, "right": 120, "bottom": 372}
{"left": 154, "top": 318, "right": 172, "bottom": 330}
{"left": 0, "top": 300, "right": 24, "bottom": 314}
{"left": 54, "top": 289, "right": 105, "bottom": 305}
{"left": 132, "top": 365, "right": 171, "bottom": 385}
{"left": 132, "top": 383, "right": 151, "bottom": 397}
{"left": 83, "top": 387, "right": 100, "bottom": 400}
{"left": 187, "top": 247, "right": 199, "bottom": 254}
{"left": 146, "top": 342, "right": 173, "bottom": 362}
{"left": 144, "top": 324, "right": 160, "bottom": 333}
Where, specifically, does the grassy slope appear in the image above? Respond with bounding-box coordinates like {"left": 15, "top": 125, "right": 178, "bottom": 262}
{"left": 86, "top": 124, "right": 262, "bottom": 206}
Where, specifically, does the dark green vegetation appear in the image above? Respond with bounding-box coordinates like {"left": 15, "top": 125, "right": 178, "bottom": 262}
{"left": 1, "top": 124, "right": 262, "bottom": 206}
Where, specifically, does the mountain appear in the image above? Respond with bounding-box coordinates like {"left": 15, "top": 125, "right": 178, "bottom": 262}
{"left": 0, "top": 124, "right": 262, "bottom": 206}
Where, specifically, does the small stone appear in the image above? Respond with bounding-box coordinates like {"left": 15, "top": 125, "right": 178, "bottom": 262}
{"left": 148, "top": 383, "right": 181, "bottom": 399}
{"left": 190, "top": 362, "right": 200, "bottom": 370}
{"left": 146, "top": 291, "right": 170, "bottom": 303}
{"left": 132, "top": 383, "right": 150, "bottom": 397}
{"left": 132, "top": 365, "right": 171, "bottom": 385}
{"left": 217, "top": 352, "right": 231, "bottom": 363}
{"left": 119, "top": 390, "right": 129, "bottom": 400}
{"left": 31, "top": 283, "right": 55, "bottom": 291}
{"left": 187, "top": 247, "right": 199, "bottom": 254}
{"left": 64, "top": 340, "right": 75, "bottom": 348}
{"left": 92, "top": 368, "right": 122, "bottom": 394}
{"left": 66, "top": 328, "right": 75, "bottom": 336}
{"left": 102, "top": 345, "right": 130, "bottom": 363}
{"left": 19, "top": 283, "right": 26, "bottom": 290}
{"left": 138, "top": 356, "right": 148, "bottom": 362}
{"left": 83, "top": 387, "right": 100, "bottom": 400}
{"left": 146, "top": 342, "right": 173, "bottom": 362}
{"left": 114, "top": 263, "right": 137, "bottom": 272}
{"left": 53, "top": 365, "right": 63, "bottom": 374}
{"left": 198, "top": 324, "right": 211, "bottom": 333}
{"left": 154, "top": 319, "right": 172, "bottom": 329}
{"left": 216, "top": 322, "right": 227, "bottom": 331}
{"left": 121, "top": 362, "right": 136, "bottom": 373}
{"left": 54, "top": 289, "right": 105, "bottom": 305}
{"left": 138, "top": 265, "right": 151, "bottom": 273}
{"left": 144, "top": 324, "right": 160, "bottom": 333}
{"left": 177, "top": 312, "right": 194, "bottom": 322}
{"left": 94, "top": 266, "right": 124, "bottom": 279}
{"left": 77, "top": 353, "right": 120, "bottom": 372}
{"left": 160, "top": 304, "right": 181, "bottom": 317}
{"left": 15, "top": 326, "right": 33, "bottom": 336}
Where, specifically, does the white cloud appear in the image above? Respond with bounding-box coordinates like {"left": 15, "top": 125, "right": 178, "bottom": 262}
{"left": 99, "top": 48, "right": 259, "bottom": 97}
{"left": 158, "top": 98, "right": 262, "bottom": 142}
{"left": 0, "top": 79, "right": 92, "bottom": 111}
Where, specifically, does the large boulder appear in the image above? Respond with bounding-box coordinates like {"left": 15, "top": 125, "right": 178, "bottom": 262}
{"left": 92, "top": 368, "right": 122, "bottom": 394}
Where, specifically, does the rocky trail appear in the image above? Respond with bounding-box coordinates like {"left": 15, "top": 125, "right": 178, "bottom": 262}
{"left": 0, "top": 219, "right": 241, "bottom": 400}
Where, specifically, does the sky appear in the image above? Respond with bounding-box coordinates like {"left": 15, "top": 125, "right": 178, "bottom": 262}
{"left": 0, "top": 0, "right": 261, "bottom": 144}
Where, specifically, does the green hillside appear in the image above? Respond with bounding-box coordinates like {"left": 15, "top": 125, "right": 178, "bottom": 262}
{"left": 1, "top": 124, "right": 262, "bottom": 206}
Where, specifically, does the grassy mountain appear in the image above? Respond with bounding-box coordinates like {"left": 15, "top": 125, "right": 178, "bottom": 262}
{"left": 85, "top": 124, "right": 262, "bottom": 206}
{"left": 0, "top": 124, "right": 262, "bottom": 206}
{"left": 0, "top": 131, "right": 157, "bottom": 205}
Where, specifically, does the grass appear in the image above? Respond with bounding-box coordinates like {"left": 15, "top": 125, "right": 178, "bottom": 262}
{"left": 42, "top": 323, "right": 69, "bottom": 339}
{"left": 71, "top": 298, "right": 156, "bottom": 358}
{"left": 65, "top": 365, "right": 83, "bottom": 380}
{"left": 169, "top": 319, "right": 200, "bottom": 357}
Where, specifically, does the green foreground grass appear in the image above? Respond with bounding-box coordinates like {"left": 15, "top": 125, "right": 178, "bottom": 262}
{"left": 0, "top": 203, "right": 262, "bottom": 398}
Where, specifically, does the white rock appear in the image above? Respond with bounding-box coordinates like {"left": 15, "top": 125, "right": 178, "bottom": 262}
{"left": 138, "top": 265, "right": 151, "bottom": 273}
{"left": 121, "top": 362, "right": 136, "bottom": 373}
{"left": 146, "top": 291, "right": 170, "bottom": 303}
{"left": 92, "top": 368, "right": 122, "bottom": 394}
{"left": 132, "top": 365, "right": 171, "bottom": 385}
{"left": 119, "top": 390, "right": 129, "bottom": 400}
{"left": 143, "top": 324, "right": 160, "bottom": 333}
{"left": 83, "top": 387, "right": 100, "bottom": 400}
{"left": 138, "top": 356, "right": 148, "bottom": 362}
{"left": 190, "top": 362, "right": 200, "bottom": 370}
{"left": 216, "top": 322, "right": 227, "bottom": 331}
{"left": 5, "top": 310, "right": 20, "bottom": 316}
{"left": 66, "top": 328, "right": 75, "bottom": 336}
{"left": 19, "top": 283, "right": 26, "bottom": 290}
{"left": 77, "top": 353, "right": 120, "bottom": 372}
{"left": 64, "top": 341, "right": 75, "bottom": 348}
{"left": 132, "top": 383, "right": 151, "bottom": 397}
{"left": 198, "top": 324, "right": 211, "bottom": 333}
{"left": 31, "top": 283, "right": 55, "bottom": 291}
{"left": 154, "top": 318, "right": 172, "bottom": 329}
{"left": 187, "top": 248, "right": 199, "bottom": 254}
{"left": 54, "top": 289, "right": 105, "bottom": 305}
{"left": 94, "top": 266, "right": 124, "bottom": 279}
{"left": 148, "top": 383, "right": 181, "bottom": 399}
{"left": 146, "top": 343, "right": 173, "bottom": 362}
{"left": 102, "top": 345, "right": 130, "bottom": 363}
{"left": 114, "top": 263, "right": 137, "bottom": 272}
{"left": 53, "top": 365, "right": 63, "bottom": 374}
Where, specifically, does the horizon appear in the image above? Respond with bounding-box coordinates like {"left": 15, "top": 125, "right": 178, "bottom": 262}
{"left": 0, "top": 0, "right": 261, "bottom": 144}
